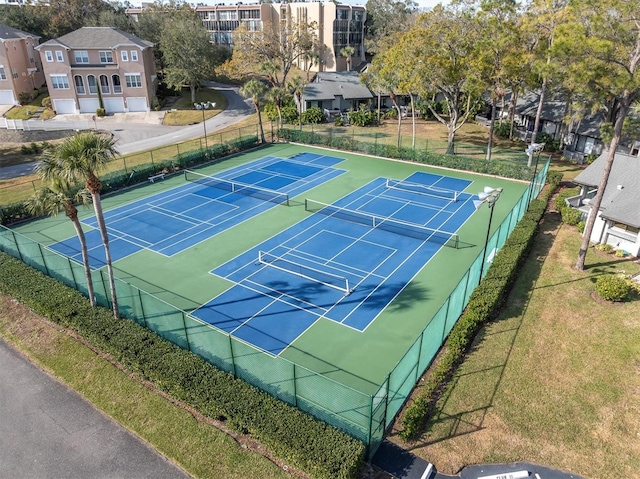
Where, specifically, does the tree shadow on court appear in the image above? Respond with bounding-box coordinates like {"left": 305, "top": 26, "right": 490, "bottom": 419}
{"left": 398, "top": 212, "right": 562, "bottom": 450}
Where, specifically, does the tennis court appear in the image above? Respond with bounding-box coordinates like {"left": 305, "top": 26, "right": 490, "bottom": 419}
{"left": 194, "top": 172, "right": 475, "bottom": 355}
{"left": 5, "top": 143, "right": 536, "bottom": 453}
{"left": 49, "top": 152, "right": 346, "bottom": 267}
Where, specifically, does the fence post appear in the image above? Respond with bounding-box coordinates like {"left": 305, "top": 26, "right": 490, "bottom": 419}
{"left": 150, "top": 150, "right": 154, "bottom": 166}
{"left": 122, "top": 156, "right": 128, "bottom": 174}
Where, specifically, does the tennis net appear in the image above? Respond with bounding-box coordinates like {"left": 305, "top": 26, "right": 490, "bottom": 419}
{"left": 386, "top": 178, "right": 459, "bottom": 202}
{"left": 258, "top": 251, "right": 352, "bottom": 295}
{"left": 185, "top": 170, "right": 289, "bottom": 206}
{"left": 305, "top": 199, "right": 459, "bottom": 248}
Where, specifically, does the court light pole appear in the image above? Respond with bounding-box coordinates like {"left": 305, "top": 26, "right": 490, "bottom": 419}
{"left": 474, "top": 186, "right": 503, "bottom": 286}
{"left": 199, "top": 102, "right": 209, "bottom": 154}
{"left": 526, "top": 143, "right": 544, "bottom": 204}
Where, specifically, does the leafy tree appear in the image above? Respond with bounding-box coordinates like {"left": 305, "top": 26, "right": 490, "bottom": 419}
{"left": 25, "top": 174, "right": 96, "bottom": 307}
{"left": 240, "top": 80, "right": 268, "bottom": 143}
{"left": 160, "top": 11, "right": 224, "bottom": 103}
{"left": 405, "top": 5, "right": 484, "bottom": 154}
{"left": 365, "top": 0, "right": 418, "bottom": 53}
{"left": 266, "top": 86, "right": 289, "bottom": 128}
{"left": 0, "top": 5, "right": 50, "bottom": 39}
{"left": 39, "top": 133, "right": 121, "bottom": 318}
{"left": 222, "top": 19, "right": 318, "bottom": 86}
{"left": 551, "top": 0, "right": 640, "bottom": 271}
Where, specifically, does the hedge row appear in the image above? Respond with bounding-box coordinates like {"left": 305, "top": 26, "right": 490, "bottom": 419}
{"left": 399, "top": 170, "right": 563, "bottom": 439}
{"left": 278, "top": 128, "right": 533, "bottom": 181}
{"left": 0, "top": 135, "right": 259, "bottom": 226}
{"left": 0, "top": 252, "right": 365, "bottom": 478}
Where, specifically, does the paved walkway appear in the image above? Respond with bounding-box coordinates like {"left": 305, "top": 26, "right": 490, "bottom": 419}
{"left": 0, "top": 338, "right": 190, "bottom": 479}
{"left": 0, "top": 82, "right": 254, "bottom": 180}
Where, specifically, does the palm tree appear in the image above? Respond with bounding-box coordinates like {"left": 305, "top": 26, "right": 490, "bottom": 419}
{"left": 339, "top": 45, "right": 356, "bottom": 72}
{"left": 287, "top": 75, "right": 307, "bottom": 131}
{"left": 39, "top": 133, "right": 120, "bottom": 319}
{"left": 266, "top": 86, "right": 289, "bottom": 129}
{"left": 25, "top": 177, "right": 96, "bottom": 307}
{"left": 240, "top": 79, "right": 268, "bottom": 143}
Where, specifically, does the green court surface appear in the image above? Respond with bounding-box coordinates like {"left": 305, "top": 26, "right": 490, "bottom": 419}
{"left": 12, "top": 143, "right": 528, "bottom": 396}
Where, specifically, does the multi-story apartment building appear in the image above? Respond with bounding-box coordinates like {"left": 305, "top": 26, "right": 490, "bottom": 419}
{"left": 196, "top": 2, "right": 366, "bottom": 73}
{"left": 0, "top": 23, "right": 45, "bottom": 105}
{"left": 35, "top": 27, "right": 157, "bottom": 115}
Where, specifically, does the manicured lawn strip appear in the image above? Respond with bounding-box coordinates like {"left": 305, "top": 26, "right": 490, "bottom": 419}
{"left": 400, "top": 210, "right": 640, "bottom": 477}
{"left": 0, "top": 252, "right": 366, "bottom": 479}
{"left": 0, "top": 294, "right": 291, "bottom": 479}
{"left": 162, "top": 89, "right": 228, "bottom": 126}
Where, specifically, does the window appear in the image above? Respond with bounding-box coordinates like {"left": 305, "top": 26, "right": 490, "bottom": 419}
{"left": 12, "top": 66, "right": 18, "bottom": 79}
{"left": 50, "top": 74, "right": 69, "bottom": 89}
{"left": 130, "top": 50, "right": 138, "bottom": 61}
{"left": 87, "top": 75, "right": 97, "bottom": 94}
{"left": 0, "top": 66, "right": 6, "bottom": 80}
{"left": 74, "top": 75, "right": 85, "bottom": 94}
{"left": 112, "top": 74, "right": 122, "bottom": 93}
{"left": 55, "top": 50, "right": 64, "bottom": 62}
{"left": 100, "top": 75, "right": 110, "bottom": 94}
{"left": 125, "top": 73, "right": 142, "bottom": 88}
{"left": 121, "top": 50, "right": 128, "bottom": 62}
{"left": 45, "top": 51, "right": 53, "bottom": 62}
{"left": 74, "top": 51, "right": 89, "bottom": 63}
{"left": 99, "top": 51, "right": 114, "bottom": 63}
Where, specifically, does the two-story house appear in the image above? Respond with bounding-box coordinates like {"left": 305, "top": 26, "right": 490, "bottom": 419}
{"left": 35, "top": 27, "right": 157, "bottom": 115}
{"left": 0, "top": 23, "right": 45, "bottom": 105}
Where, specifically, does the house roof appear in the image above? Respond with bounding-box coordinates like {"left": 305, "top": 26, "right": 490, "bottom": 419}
{"left": 573, "top": 151, "right": 640, "bottom": 227}
{"left": 37, "top": 27, "right": 153, "bottom": 50}
{"left": 303, "top": 71, "right": 373, "bottom": 102}
{"left": 0, "top": 23, "right": 40, "bottom": 42}
{"left": 508, "top": 90, "right": 605, "bottom": 139}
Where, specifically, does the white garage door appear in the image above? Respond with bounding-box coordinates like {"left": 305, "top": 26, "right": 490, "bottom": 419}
{"left": 104, "top": 98, "right": 125, "bottom": 113}
{"left": 78, "top": 98, "right": 100, "bottom": 114}
{"left": 0, "top": 90, "right": 16, "bottom": 105}
{"left": 126, "top": 97, "right": 148, "bottom": 112}
{"left": 53, "top": 99, "right": 76, "bottom": 115}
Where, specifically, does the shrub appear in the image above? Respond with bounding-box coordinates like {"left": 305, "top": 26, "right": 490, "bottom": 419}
{"left": 347, "top": 109, "right": 377, "bottom": 127}
{"left": 41, "top": 96, "right": 52, "bottom": 108}
{"left": 334, "top": 116, "right": 344, "bottom": 126}
{"left": 595, "top": 274, "right": 629, "bottom": 302}
{"left": 18, "top": 91, "right": 31, "bottom": 105}
{"left": 493, "top": 121, "right": 511, "bottom": 138}
{"left": 301, "top": 106, "right": 324, "bottom": 124}
{"left": 281, "top": 105, "right": 299, "bottom": 124}
{"left": 614, "top": 249, "right": 627, "bottom": 258}
{"left": 151, "top": 96, "right": 162, "bottom": 111}
{"left": 577, "top": 221, "right": 586, "bottom": 233}
{"left": 96, "top": 107, "right": 106, "bottom": 117}
{"left": 561, "top": 206, "right": 582, "bottom": 226}
{"left": 595, "top": 243, "right": 614, "bottom": 253}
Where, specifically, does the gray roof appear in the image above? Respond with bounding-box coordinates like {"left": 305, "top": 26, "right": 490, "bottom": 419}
{"left": 508, "top": 90, "right": 605, "bottom": 139}
{"left": 38, "top": 27, "right": 153, "bottom": 50}
{"left": 0, "top": 23, "right": 40, "bottom": 42}
{"left": 573, "top": 151, "right": 640, "bottom": 227}
{"left": 303, "top": 71, "right": 373, "bottom": 102}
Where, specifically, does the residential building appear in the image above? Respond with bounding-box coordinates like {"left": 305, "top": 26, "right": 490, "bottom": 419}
{"left": 35, "top": 27, "right": 157, "bottom": 115}
{"left": 0, "top": 23, "right": 45, "bottom": 105}
{"left": 302, "top": 71, "right": 373, "bottom": 117}
{"left": 126, "top": 2, "right": 366, "bottom": 74}
{"left": 567, "top": 151, "right": 640, "bottom": 257}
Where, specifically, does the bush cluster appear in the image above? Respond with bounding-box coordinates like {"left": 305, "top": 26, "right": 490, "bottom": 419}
{"left": 399, "top": 170, "right": 563, "bottom": 440}
{"left": 595, "top": 274, "right": 630, "bottom": 302}
{"left": 348, "top": 109, "right": 377, "bottom": 127}
{"left": 20, "top": 141, "right": 51, "bottom": 155}
{"left": 301, "top": 106, "right": 324, "bottom": 125}
{"left": 0, "top": 252, "right": 365, "bottom": 478}
{"left": 278, "top": 128, "right": 535, "bottom": 181}
{"left": 554, "top": 186, "right": 583, "bottom": 227}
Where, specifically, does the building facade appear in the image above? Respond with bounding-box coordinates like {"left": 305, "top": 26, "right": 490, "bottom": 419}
{"left": 36, "top": 27, "right": 157, "bottom": 115}
{"left": 194, "top": 2, "right": 366, "bottom": 74}
{"left": 0, "top": 23, "right": 46, "bottom": 105}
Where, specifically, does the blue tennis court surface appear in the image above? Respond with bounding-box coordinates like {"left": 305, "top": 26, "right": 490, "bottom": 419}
{"left": 49, "top": 153, "right": 346, "bottom": 268}
{"left": 192, "top": 172, "right": 476, "bottom": 355}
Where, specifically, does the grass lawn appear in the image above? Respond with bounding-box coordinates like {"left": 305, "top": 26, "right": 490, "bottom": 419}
{"left": 0, "top": 293, "right": 291, "bottom": 479}
{"left": 162, "top": 88, "right": 228, "bottom": 126}
{"left": 4, "top": 93, "right": 51, "bottom": 120}
{"left": 394, "top": 211, "right": 640, "bottom": 478}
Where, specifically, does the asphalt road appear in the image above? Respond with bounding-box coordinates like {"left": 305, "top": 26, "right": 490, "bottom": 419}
{"left": 0, "top": 338, "right": 190, "bottom": 479}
